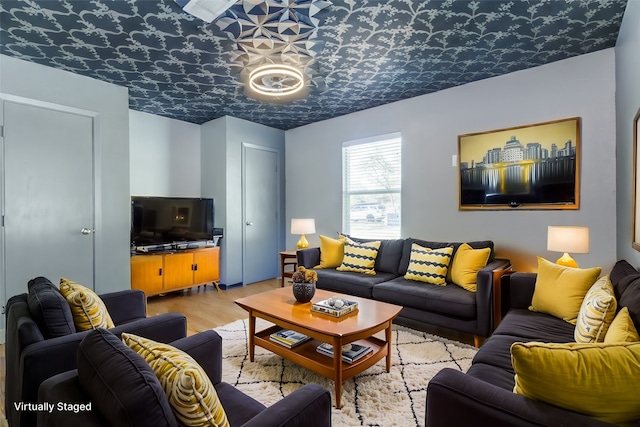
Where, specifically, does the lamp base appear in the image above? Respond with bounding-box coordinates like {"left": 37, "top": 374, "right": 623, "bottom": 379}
{"left": 556, "top": 252, "right": 578, "bottom": 268}
{"left": 297, "top": 234, "right": 309, "bottom": 249}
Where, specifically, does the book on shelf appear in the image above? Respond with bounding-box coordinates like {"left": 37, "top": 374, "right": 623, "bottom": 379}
{"left": 316, "top": 342, "right": 372, "bottom": 364}
{"left": 269, "top": 329, "right": 311, "bottom": 348}
{"left": 311, "top": 298, "right": 358, "bottom": 317}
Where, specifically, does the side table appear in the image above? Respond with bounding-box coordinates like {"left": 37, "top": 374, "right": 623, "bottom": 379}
{"left": 279, "top": 250, "right": 298, "bottom": 287}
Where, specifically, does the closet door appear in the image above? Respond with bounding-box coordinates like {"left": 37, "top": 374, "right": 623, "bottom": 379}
{"left": 3, "top": 100, "right": 95, "bottom": 304}
{"left": 243, "top": 144, "right": 279, "bottom": 285}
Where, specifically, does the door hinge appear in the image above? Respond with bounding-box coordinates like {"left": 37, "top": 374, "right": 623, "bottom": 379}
{"left": 1, "top": 215, "right": 4, "bottom": 227}
{"left": 0, "top": 125, "right": 4, "bottom": 138}
{"left": 2, "top": 306, "right": 5, "bottom": 315}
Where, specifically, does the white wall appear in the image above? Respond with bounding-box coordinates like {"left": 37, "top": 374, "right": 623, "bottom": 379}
{"left": 616, "top": 0, "right": 640, "bottom": 265}
{"left": 286, "top": 49, "right": 617, "bottom": 273}
{"left": 129, "top": 110, "right": 201, "bottom": 197}
{"left": 201, "top": 116, "right": 285, "bottom": 286}
{"left": 0, "top": 54, "right": 131, "bottom": 298}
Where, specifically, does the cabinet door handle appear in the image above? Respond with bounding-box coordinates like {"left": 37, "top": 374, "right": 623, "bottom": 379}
{"left": 193, "top": 264, "right": 198, "bottom": 271}
{"left": 158, "top": 268, "right": 162, "bottom": 276}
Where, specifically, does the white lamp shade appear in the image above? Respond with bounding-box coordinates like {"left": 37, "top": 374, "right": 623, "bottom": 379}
{"left": 291, "top": 218, "right": 316, "bottom": 235}
{"left": 547, "top": 226, "right": 590, "bottom": 254}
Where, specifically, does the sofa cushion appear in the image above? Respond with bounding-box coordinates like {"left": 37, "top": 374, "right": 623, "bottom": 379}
{"left": 343, "top": 236, "right": 405, "bottom": 274}
{"left": 511, "top": 341, "right": 640, "bottom": 425}
{"left": 336, "top": 239, "right": 381, "bottom": 275}
{"left": 605, "top": 307, "right": 640, "bottom": 343}
{"left": 466, "top": 362, "right": 515, "bottom": 391}
{"left": 398, "top": 239, "right": 494, "bottom": 276}
{"left": 77, "top": 329, "right": 177, "bottom": 427}
{"left": 529, "top": 257, "right": 601, "bottom": 325}
{"left": 316, "top": 269, "right": 396, "bottom": 299}
{"left": 493, "top": 309, "right": 575, "bottom": 343}
{"left": 574, "top": 275, "right": 616, "bottom": 343}
{"left": 404, "top": 244, "right": 453, "bottom": 285}
{"left": 450, "top": 243, "right": 491, "bottom": 292}
{"left": 122, "top": 332, "right": 230, "bottom": 427}
{"left": 471, "top": 334, "right": 521, "bottom": 374}
{"left": 609, "top": 259, "right": 640, "bottom": 300}
{"left": 618, "top": 280, "right": 640, "bottom": 334}
{"left": 60, "top": 278, "right": 115, "bottom": 331}
{"left": 27, "top": 276, "right": 76, "bottom": 338}
{"left": 372, "top": 276, "right": 476, "bottom": 319}
{"left": 314, "top": 235, "right": 345, "bottom": 269}
{"left": 214, "top": 382, "right": 266, "bottom": 426}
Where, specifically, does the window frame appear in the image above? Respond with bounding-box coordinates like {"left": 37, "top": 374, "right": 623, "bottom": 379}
{"left": 342, "top": 132, "right": 402, "bottom": 239}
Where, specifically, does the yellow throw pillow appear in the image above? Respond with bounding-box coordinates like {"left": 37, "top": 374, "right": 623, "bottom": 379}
{"left": 313, "top": 235, "right": 345, "bottom": 269}
{"left": 574, "top": 275, "right": 617, "bottom": 343}
{"left": 529, "top": 257, "right": 601, "bottom": 325}
{"left": 122, "top": 333, "right": 229, "bottom": 427}
{"left": 450, "top": 243, "right": 491, "bottom": 292}
{"left": 404, "top": 244, "right": 453, "bottom": 286}
{"left": 59, "top": 278, "right": 114, "bottom": 331}
{"left": 336, "top": 238, "right": 381, "bottom": 275}
{"left": 605, "top": 307, "right": 640, "bottom": 343}
{"left": 511, "top": 341, "right": 640, "bottom": 425}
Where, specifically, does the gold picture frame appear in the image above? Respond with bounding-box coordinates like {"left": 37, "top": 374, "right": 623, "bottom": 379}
{"left": 458, "top": 117, "right": 581, "bottom": 210}
{"left": 633, "top": 108, "right": 640, "bottom": 251}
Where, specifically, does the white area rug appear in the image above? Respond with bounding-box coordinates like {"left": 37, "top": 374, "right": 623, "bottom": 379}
{"left": 214, "top": 319, "right": 477, "bottom": 427}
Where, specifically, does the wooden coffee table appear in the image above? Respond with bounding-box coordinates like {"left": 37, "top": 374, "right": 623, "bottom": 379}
{"left": 235, "top": 287, "right": 402, "bottom": 408}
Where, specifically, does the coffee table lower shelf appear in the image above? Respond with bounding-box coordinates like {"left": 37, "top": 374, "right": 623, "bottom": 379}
{"left": 254, "top": 325, "right": 389, "bottom": 407}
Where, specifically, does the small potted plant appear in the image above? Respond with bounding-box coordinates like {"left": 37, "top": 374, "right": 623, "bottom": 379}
{"left": 291, "top": 266, "right": 318, "bottom": 303}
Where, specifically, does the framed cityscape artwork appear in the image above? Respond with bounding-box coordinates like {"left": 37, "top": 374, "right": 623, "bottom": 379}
{"left": 458, "top": 117, "right": 581, "bottom": 210}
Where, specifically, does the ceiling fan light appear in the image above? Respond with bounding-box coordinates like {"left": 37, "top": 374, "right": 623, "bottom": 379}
{"left": 248, "top": 64, "right": 305, "bottom": 97}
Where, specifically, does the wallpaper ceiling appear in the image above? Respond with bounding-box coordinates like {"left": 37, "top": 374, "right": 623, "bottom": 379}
{"left": 0, "top": 0, "right": 628, "bottom": 130}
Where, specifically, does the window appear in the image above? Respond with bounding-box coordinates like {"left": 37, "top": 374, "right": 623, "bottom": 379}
{"left": 343, "top": 133, "right": 401, "bottom": 239}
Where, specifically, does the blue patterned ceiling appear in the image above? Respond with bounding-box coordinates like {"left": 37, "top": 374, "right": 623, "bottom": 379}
{"left": 0, "top": 0, "right": 628, "bottom": 130}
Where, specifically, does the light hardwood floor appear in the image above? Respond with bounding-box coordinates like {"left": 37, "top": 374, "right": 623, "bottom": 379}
{"left": 0, "top": 277, "right": 475, "bottom": 422}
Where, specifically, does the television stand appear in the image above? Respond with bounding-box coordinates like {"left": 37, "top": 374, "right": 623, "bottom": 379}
{"left": 130, "top": 246, "right": 220, "bottom": 296}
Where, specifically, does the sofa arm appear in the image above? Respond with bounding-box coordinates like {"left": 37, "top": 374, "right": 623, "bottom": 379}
{"left": 111, "top": 312, "right": 187, "bottom": 343}
{"left": 171, "top": 330, "right": 223, "bottom": 385}
{"left": 241, "top": 384, "right": 331, "bottom": 427}
{"left": 426, "top": 368, "right": 613, "bottom": 427}
{"left": 297, "top": 248, "right": 320, "bottom": 269}
{"left": 37, "top": 370, "right": 105, "bottom": 427}
{"left": 101, "top": 289, "right": 147, "bottom": 324}
{"left": 475, "top": 258, "right": 511, "bottom": 337}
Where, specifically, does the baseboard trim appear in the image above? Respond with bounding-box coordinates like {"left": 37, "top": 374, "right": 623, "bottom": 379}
{"left": 219, "top": 282, "right": 243, "bottom": 290}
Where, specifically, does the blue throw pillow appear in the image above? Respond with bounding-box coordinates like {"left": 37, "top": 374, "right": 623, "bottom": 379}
{"left": 27, "top": 276, "right": 76, "bottom": 338}
{"left": 77, "top": 329, "right": 177, "bottom": 427}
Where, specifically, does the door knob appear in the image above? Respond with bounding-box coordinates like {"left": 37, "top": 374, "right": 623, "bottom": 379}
{"left": 80, "top": 228, "right": 94, "bottom": 235}
{"left": 246, "top": 221, "right": 253, "bottom": 226}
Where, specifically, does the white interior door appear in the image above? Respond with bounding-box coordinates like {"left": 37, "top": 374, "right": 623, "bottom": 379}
{"left": 243, "top": 144, "right": 279, "bottom": 285}
{"left": 2, "top": 100, "right": 95, "bottom": 306}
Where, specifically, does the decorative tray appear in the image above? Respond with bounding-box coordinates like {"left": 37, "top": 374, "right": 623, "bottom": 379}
{"left": 311, "top": 297, "right": 358, "bottom": 317}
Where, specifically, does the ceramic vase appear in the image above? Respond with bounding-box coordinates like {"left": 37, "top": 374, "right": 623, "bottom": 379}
{"left": 292, "top": 282, "right": 316, "bottom": 303}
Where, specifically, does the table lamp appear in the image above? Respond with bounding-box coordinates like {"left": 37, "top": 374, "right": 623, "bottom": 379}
{"left": 291, "top": 218, "right": 316, "bottom": 249}
{"left": 547, "top": 226, "right": 590, "bottom": 268}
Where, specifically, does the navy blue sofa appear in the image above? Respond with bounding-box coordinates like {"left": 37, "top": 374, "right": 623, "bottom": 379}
{"left": 6, "top": 281, "right": 187, "bottom": 427}
{"left": 425, "top": 260, "right": 640, "bottom": 426}
{"left": 37, "top": 329, "right": 332, "bottom": 427}
{"left": 298, "top": 237, "right": 511, "bottom": 346}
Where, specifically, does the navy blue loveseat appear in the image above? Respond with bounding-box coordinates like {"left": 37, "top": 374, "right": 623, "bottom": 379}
{"left": 298, "top": 237, "right": 511, "bottom": 346}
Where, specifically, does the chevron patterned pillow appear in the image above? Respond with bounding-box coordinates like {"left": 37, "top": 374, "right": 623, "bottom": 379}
{"left": 404, "top": 244, "right": 453, "bottom": 285}
{"left": 336, "top": 238, "right": 381, "bottom": 275}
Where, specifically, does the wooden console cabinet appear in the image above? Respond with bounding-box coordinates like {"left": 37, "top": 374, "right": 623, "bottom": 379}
{"left": 131, "top": 247, "right": 220, "bottom": 296}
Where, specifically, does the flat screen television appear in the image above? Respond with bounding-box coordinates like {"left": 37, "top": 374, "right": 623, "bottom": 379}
{"left": 131, "top": 196, "right": 214, "bottom": 247}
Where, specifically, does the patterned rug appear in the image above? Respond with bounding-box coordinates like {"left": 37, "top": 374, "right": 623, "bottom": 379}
{"left": 214, "top": 319, "right": 477, "bottom": 427}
